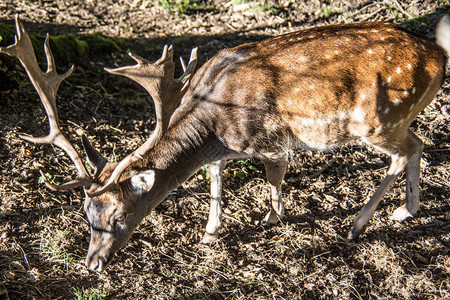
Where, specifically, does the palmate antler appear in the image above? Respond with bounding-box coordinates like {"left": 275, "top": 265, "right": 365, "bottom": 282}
{"left": 89, "top": 45, "right": 198, "bottom": 195}
{"left": 2, "top": 15, "right": 198, "bottom": 195}
{"left": 0, "top": 15, "right": 92, "bottom": 190}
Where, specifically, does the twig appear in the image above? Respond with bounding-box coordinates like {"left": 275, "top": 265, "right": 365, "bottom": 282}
{"left": 309, "top": 158, "right": 337, "bottom": 178}
{"left": 392, "top": 0, "right": 414, "bottom": 19}
{"left": 16, "top": 243, "right": 30, "bottom": 269}
{"left": 359, "top": 7, "right": 385, "bottom": 22}
{"left": 156, "top": 249, "right": 230, "bottom": 280}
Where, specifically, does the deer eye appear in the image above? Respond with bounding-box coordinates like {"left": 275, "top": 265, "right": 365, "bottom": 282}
{"left": 116, "top": 214, "right": 127, "bottom": 223}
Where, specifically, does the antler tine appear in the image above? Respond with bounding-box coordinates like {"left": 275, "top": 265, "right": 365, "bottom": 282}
{"left": 155, "top": 45, "right": 174, "bottom": 64}
{"left": 180, "top": 56, "right": 187, "bottom": 72}
{"left": 178, "top": 48, "right": 198, "bottom": 95}
{"left": 179, "top": 47, "right": 198, "bottom": 74}
{"left": 1, "top": 15, "right": 91, "bottom": 190}
{"left": 128, "top": 52, "right": 150, "bottom": 65}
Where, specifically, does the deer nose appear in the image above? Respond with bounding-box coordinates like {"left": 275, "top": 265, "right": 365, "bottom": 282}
{"left": 86, "top": 254, "right": 106, "bottom": 272}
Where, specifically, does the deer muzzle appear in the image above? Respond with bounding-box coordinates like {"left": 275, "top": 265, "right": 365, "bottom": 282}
{"left": 86, "top": 246, "right": 113, "bottom": 272}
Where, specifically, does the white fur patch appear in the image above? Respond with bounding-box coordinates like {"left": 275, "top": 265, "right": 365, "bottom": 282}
{"left": 352, "top": 107, "right": 366, "bottom": 122}
{"left": 131, "top": 170, "right": 156, "bottom": 194}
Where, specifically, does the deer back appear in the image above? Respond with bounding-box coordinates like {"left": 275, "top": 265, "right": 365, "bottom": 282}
{"left": 182, "top": 22, "right": 446, "bottom": 156}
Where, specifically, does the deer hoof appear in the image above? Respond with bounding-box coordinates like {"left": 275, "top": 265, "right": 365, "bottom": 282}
{"left": 348, "top": 227, "right": 362, "bottom": 241}
{"left": 201, "top": 233, "right": 217, "bottom": 245}
{"left": 389, "top": 206, "right": 414, "bottom": 222}
{"left": 263, "top": 211, "right": 281, "bottom": 226}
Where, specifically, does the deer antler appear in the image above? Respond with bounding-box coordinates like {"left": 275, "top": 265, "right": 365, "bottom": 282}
{"left": 89, "top": 45, "right": 198, "bottom": 195}
{"left": 0, "top": 15, "right": 92, "bottom": 190}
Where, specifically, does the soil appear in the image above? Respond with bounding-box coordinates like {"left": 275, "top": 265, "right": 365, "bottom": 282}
{"left": 1, "top": 1, "right": 449, "bottom": 299}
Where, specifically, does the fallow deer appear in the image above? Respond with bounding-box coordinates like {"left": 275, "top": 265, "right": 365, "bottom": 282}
{"left": 2, "top": 15, "right": 449, "bottom": 272}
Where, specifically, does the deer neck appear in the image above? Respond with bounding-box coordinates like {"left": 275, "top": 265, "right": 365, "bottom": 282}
{"left": 132, "top": 100, "right": 229, "bottom": 211}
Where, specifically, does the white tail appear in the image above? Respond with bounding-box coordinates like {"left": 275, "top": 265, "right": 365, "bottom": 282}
{"left": 436, "top": 15, "right": 450, "bottom": 57}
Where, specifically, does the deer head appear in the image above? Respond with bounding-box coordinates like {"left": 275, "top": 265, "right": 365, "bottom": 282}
{"left": 0, "top": 16, "right": 197, "bottom": 271}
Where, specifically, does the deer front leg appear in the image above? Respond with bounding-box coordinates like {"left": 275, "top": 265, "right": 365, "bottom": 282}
{"left": 349, "top": 130, "right": 423, "bottom": 240}
{"left": 262, "top": 158, "right": 288, "bottom": 225}
{"left": 201, "top": 160, "right": 226, "bottom": 244}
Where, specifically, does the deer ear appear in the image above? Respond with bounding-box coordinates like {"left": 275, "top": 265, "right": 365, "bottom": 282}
{"left": 82, "top": 135, "right": 108, "bottom": 176}
{"left": 130, "top": 170, "right": 155, "bottom": 194}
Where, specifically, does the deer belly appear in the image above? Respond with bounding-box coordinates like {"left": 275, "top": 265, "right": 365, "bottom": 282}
{"left": 288, "top": 113, "right": 363, "bottom": 150}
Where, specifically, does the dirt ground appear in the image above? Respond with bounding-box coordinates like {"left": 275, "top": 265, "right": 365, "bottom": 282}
{"left": 0, "top": 1, "right": 449, "bottom": 299}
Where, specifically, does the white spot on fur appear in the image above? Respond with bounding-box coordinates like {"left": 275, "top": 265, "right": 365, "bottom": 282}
{"left": 407, "top": 63, "right": 412, "bottom": 69}
{"left": 386, "top": 122, "right": 392, "bottom": 128}
{"left": 412, "top": 87, "right": 416, "bottom": 94}
{"left": 368, "top": 49, "right": 373, "bottom": 54}
{"left": 387, "top": 76, "right": 392, "bottom": 83}
{"left": 384, "top": 108, "right": 390, "bottom": 114}
{"left": 360, "top": 93, "right": 366, "bottom": 100}
{"left": 403, "top": 90, "right": 409, "bottom": 96}
{"left": 299, "top": 55, "right": 308, "bottom": 62}
{"left": 393, "top": 99, "right": 400, "bottom": 105}
{"left": 387, "top": 56, "right": 392, "bottom": 60}
{"left": 396, "top": 67, "right": 402, "bottom": 73}
{"left": 352, "top": 107, "right": 366, "bottom": 122}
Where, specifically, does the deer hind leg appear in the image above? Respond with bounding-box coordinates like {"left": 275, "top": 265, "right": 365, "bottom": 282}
{"left": 201, "top": 160, "right": 226, "bottom": 244}
{"left": 262, "top": 158, "right": 288, "bottom": 225}
{"left": 349, "top": 129, "right": 423, "bottom": 240}
{"left": 389, "top": 130, "right": 423, "bottom": 221}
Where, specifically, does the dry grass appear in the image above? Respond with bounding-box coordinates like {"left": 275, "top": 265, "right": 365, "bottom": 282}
{"left": 1, "top": 1, "right": 450, "bottom": 299}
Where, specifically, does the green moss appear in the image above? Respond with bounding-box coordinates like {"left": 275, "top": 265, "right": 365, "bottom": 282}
{"left": 0, "top": 23, "right": 15, "bottom": 47}
{"left": 79, "top": 33, "right": 122, "bottom": 55}
{"left": 48, "top": 34, "right": 88, "bottom": 66}
{"left": 0, "top": 22, "right": 121, "bottom": 65}
{"left": 0, "top": 23, "right": 20, "bottom": 90}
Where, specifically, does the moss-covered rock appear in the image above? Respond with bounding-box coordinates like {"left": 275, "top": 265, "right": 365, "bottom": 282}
{"left": 0, "top": 23, "right": 21, "bottom": 91}
{"left": 0, "top": 23, "right": 15, "bottom": 46}
{"left": 48, "top": 34, "right": 89, "bottom": 66}
{"left": 0, "top": 22, "right": 123, "bottom": 90}
{"left": 79, "top": 32, "right": 122, "bottom": 55}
